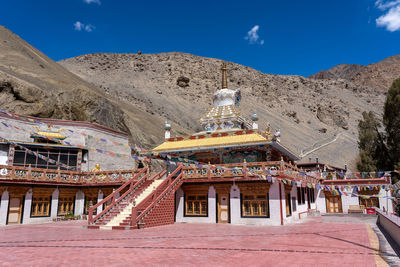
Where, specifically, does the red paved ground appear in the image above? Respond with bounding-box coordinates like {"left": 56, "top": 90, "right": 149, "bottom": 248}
{"left": 0, "top": 218, "right": 378, "bottom": 267}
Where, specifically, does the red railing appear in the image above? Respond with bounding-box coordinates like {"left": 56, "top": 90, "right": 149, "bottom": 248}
{"left": 0, "top": 164, "right": 142, "bottom": 184}
{"left": 130, "top": 164, "right": 183, "bottom": 228}
{"left": 88, "top": 167, "right": 149, "bottom": 225}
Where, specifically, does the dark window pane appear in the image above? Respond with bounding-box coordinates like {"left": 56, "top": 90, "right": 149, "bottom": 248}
{"left": 13, "top": 151, "right": 26, "bottom": 165}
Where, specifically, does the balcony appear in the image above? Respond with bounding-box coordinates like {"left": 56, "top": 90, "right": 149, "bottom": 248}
{"left": 181, "top": 161, "right": 321, "bottom": 184}
{"left": 0, "top": 165, "right": 144, "bottom": 185}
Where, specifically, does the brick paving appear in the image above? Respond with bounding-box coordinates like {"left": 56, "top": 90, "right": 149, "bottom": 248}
{"left": 0, "top": 218, "right": 382, "bottom": 267}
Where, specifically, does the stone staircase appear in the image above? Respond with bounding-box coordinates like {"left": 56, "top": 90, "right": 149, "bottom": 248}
{"left": 100, "top": 179, "right": 163, "bottom": 229}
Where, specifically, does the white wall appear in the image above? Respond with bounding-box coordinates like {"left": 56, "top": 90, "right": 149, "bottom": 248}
{"left": 340, "top": 189, "right": 359, "bottom": 214}
{"left": 230, "top": 181, "right": 282, "bottom": 226}
{"left": 175, "top": 186, "right": 216, "bottom": 223}
{"left": 316, "top": 189, "right": 327, "bottom": 214}
{"left": 0, "top": 144, "right": 8, "bottom": 165}
{"left": 0, "top": 191, "right": 9, "bottom": 225}
{"left": 379, "top": 189, "right": 393, "bottom": 213}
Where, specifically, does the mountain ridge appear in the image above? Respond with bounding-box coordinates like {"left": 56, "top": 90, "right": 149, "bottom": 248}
{"left": 0, "top": 26, "right": 397, "bottom": 169}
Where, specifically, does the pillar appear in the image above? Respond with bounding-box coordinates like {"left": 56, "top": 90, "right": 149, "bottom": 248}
{"left": 51, "top": 189, "right": 59, "bottom": 218}
{"left": 0, "top": 191, "right": 9, "bottom": 225}
{"left": 97, "top": 190, "right": 103, "bottom": 214}
{"left": 74, "top": 190, "right": 85, "bottom": 216}
{"left": 22, "top": 189, "right": 33, "bottom": 224}
{"left": 230, "top": 184, "right": 240, "bottom": 225}
{"left": 208, "top": 186, "right": 216, "bottom": 223}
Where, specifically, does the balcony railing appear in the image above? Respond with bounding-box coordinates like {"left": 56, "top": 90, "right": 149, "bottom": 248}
{"left": 182, "top": 161, "right": 320, "bottom": 184}
{"left": 0, "top": 165, "right": 144, "bottom": 185}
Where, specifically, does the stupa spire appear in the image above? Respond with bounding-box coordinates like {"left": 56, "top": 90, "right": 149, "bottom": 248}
{"left": 221, "top": 62, "right": 227, "bottom": 89}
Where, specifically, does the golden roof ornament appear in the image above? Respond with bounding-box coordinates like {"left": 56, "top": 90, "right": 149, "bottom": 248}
{"left": 221, "top": 62, "right": 228, "bottom": 89}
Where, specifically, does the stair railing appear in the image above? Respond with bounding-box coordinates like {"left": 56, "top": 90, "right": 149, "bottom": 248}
{"left": 88, "top": 167, "right": 148, "bottom": 225}
{"left": 130, "top": 164, "right": 183, "bottom": 227}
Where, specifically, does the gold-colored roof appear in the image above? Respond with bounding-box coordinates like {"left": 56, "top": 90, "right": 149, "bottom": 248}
{"left": 35, "top": 131, "right": 66, "bottom": 139}
{"left": 153, "top": 133, "right": 268, "bottom": 152}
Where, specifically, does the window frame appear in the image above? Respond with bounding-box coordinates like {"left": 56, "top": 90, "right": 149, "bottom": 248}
{"left": 184, "top": 194, "right": 208, "bottom": 217}
{"left": 240, "top": 193, "right": 270, "bottom": 218}
{"left": 13, "top": 146, "right": 79, "bottom": 171}
{"left": 30, "top": 195, "right": 52, "bottom": 217}
{"left": 57, "top": 196, "right": 75, "bottom": 216}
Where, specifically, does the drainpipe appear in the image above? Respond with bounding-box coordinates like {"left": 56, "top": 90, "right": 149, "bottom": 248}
{"left": 279, "top": 182, "right": 284, "bottom": 225}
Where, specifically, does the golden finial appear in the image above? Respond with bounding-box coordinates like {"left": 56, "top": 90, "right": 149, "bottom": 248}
{"left": 221, "top": 62, "right": 227, "bottom": 89}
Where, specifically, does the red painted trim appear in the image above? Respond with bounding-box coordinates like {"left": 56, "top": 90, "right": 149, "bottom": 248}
{"left": 322, "top": 178, "right": 389, "bottom": 185}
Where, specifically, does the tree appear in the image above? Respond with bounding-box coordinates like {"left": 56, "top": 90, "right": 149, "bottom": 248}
{"left": 383, "top": 78, "right": 400, "bottom": 172}
{"left": 357, "top": 111, "right": 380, "bottom": 172}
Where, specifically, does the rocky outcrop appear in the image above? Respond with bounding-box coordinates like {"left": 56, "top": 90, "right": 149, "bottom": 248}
{"left": 309, "top": 56, "right": 400, "bottom": 93}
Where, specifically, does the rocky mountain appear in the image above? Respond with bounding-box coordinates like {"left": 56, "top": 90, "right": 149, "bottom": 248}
{"left": 0, "top": 25, "right": 396, "bottom": 169}
{"left": 59, "top": 53, "right": 390, "bottom": 169}
{"left": 0, "top": 26, "right": 189, "bottom": 147}
{"left": 310, "top": 55, "right": 400, "bottom": 93}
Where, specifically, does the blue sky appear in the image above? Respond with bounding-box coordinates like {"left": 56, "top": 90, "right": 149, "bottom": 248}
{"left": 1, "top": 0, "right": 400, "bottom": 76}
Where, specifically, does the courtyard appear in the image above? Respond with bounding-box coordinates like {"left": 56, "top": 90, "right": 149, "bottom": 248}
{"left": 0, "top": 215, "right": 398, "bottom": 266}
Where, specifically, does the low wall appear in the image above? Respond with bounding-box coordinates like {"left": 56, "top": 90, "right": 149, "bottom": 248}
{"left": 376, "top": 208, "right": 400, "bottom": 247}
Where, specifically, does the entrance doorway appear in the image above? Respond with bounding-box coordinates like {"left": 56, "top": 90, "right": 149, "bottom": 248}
{"left": 285, "top": 193, "right": 292, "bottom": 217}
{"left": 7, "top": 197, "right": 23, "bottom": 224}
{"left": 217, "top": 194, "right": 229, "bottom": 223}
{"left": 326, "top": 195, "right": 342, "bottom": 213}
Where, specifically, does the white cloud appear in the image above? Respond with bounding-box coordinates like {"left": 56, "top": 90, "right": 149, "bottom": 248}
{"left": 73, "top": 21, "right": 95, "bottom": 32}
{"left": 84, "top": 24, "right": 95, "bottom": 32}
{"left": 84, "top": 0, "right": 101, "bottom": 5}
{"left": 74, "top": 21, "right": 84, "bottom": 31}
{"left": 375, "top": 0, "right": 400, "bottom": 31}
{"left": 244, "top": 25, "right": 264, "bottom": 45}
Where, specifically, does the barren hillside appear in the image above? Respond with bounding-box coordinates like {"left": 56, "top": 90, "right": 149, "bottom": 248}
{"left": 59, "top": 53, "right": 390, "bottom": 168}
{"left": 0, "top": 26, "right": 190, "bottom": 147}
{"left": 310, "top": 55, "right": 400, "bottom": 93}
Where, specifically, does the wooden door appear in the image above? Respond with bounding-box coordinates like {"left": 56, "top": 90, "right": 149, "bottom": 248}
{"left": 285, "top": 193, "right": 292, "bottom": 217}
{"left": 326, "top": 196, "right": 342, "bottom": 213}
{"left": 8, "top": 197, "right": 22, "bottom": 224}
{"left": 217, "top": 194, "right": 229, "bottom": 223}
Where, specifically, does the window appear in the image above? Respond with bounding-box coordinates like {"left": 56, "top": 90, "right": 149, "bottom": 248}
{"left": 292, "top": 197, "right": 297, "bottom": 212}
{"left": 13, "top": 147, "right": 79, "bottom": 170}
{"left": 31, "top": 196, "right": 51, "bottom": 217}
{"left": 307, "top": 188, "right": 315, "bottom": 203}
{"left": 58, "top": 197, "right": 74, "bottom": 216}
{"left": 185, "top": 195, "right": 207, "bottom": 216}
{"left": 359, "top": 197, "right": 379, "bottom": 208}
{"left": 241, "top": 194, "right": 269, "bottom": 217}
{"left": 297, "top": 187, "right": 306, "bottom": 205}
